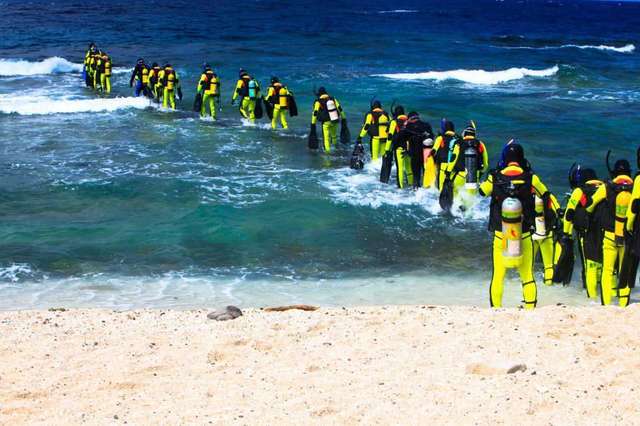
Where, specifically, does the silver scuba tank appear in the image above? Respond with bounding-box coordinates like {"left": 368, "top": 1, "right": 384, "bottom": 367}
{"left": 532, "top": 195, "right": 547, "bottom": 241}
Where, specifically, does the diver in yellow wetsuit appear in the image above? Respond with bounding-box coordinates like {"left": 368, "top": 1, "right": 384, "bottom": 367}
{"left": 479, "top": 142, "right": 554, "bottom": 310}
{"left": 158, "top": 64, "right": 182, "bottom": 109}
{"left": 99, "top": 54, "right": 112, "bottom": 94}
{"left": 265, "top": 77, "right": 289, "bottom": 129}
{"left": 311, "top": 87, "right": 346, "bottom": 153}
{"left": 586, "top": 159, "right": 633, "bottom": 306}
{"left": 560, "top": 166, "right": 603, "bottom": 298}
{"left": 83, "top": 43, "right": 97, "bottom": 87}
{"left": 197, "top": 64, "right": 220, "bottom": 119}
{"left": 148, "top": 62, "right": 161, "bottom": 101}
{"left": 623, "top": 155, "right": 640, "bottom": 298}
{"left": 390, "top": 112, "right": 434, "bottom": 189}
{"left": 384, "top": 105, "right": 410, "bottom": 188}
{"left": 432, "top": 119, "right": 461, "bottom": 191}
{"left": 91, "top": 51, "right": 103, "bottom": 91}
{"left": 444, "top": 123, "right": 490, "bottom": 199}
{"left": 232, "top": 69, "right": 260, "bottom": 122}
{"left": 357, "top": 101, "right": 390, "bottom": 161}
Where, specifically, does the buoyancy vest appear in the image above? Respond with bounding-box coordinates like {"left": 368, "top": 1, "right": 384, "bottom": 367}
{"left": 573, "top": 182, "right": 601, "bottom": 233}
{"left": 317, "top": 96, "right": 339, "bottom": 123}
{"left": 271, "top": 84, "right": 289, "bottom": 108}
{"left": 367, "top": 108, "right": 390, "bottom": 138}
{"left": 434, "top": 132, "right": 458, "bottom": 165}
{"left": 202, "top": 71, "right": 219, "bottom": 95}
{"left": 149, "top": 67, "right": 161, "bottom": 85}
{"left": 454, "top": 137, "right": 483, "bottom": 172}
{"left": 488, "top": 167, "right": 535, "bottom": 232}
{"left": 602, "top": 178, "right": 633, "bottom": 238}
{"left": 104, "top": 59, "right": 112, "bottom": 76}
{"left": 162, "top": 68, "right": 176, "bottom": 90}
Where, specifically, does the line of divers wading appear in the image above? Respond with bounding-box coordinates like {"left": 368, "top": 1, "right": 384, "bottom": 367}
{"left": 82, "top": 43, "right": 640, "bottom": 310}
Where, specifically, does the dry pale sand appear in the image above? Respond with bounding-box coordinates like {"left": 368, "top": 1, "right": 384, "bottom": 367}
{"left": 1, "top": 305, "right": 639, "bottom": 425}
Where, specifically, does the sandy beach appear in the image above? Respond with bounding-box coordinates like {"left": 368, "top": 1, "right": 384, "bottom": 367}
{"left": 1, "top": 304, "right": 639, "bottom": 425}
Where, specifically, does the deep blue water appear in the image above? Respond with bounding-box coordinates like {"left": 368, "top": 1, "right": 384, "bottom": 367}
{"left": 0, "top": 0, "right": 639, "bottom": 309}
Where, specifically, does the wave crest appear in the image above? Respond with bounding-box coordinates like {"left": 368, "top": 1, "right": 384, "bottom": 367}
{"left": 0, "top": 95, "right": 151, "bottom": 115}
{"left": 0, "top": 57, "right": 83, "bottom": 76}
{"left": 500, "top": 43, "right": 635, "bottom": 53}
{"left": 373, "top": 66, "right": 559, "bottom": 85}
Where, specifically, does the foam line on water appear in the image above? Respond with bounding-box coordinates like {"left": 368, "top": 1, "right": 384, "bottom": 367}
{"left": 499, "top": 43, "right": 635, "bottom": 53}
{"left": 0, "top": 57, "right": 83, "bottom": 76}
{"left": 0, "top": 94, "right": 151, "bottom": 115}
{"left": 373, "top": 66, "right": 559, "bottom": 85}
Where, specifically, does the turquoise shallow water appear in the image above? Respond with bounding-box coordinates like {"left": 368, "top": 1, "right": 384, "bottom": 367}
{"left": 0, "top": 0, "right": 639, "bottom": 309}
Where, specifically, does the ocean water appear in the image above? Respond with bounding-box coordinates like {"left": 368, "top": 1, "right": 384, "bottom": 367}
{"left": 1, "top": 0, "right": 639, "bottom": 310}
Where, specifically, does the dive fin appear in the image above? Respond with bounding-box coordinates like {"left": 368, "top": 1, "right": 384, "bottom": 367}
{"left": 340, "top": 119, "right": 351, "bottom": 145}
{"left": 552, "top": 235, "right": 575, "bottom": 285}
{"left": 380, "top": 151, "right": 392, "bottom": 183}
{"left": 308, "top": 124, "right": 319, "bottom": 150}
{"left": 264, "top": 98, "right": 274, "bottom": 120}
{"left": 193, "top": 93, "right": 203, "bottom": 112}
{"left": 254, "top": 97, "right": 263, "bottom": 119}
{"left": 350, "top": 141, "right": 365, "bottom": 170}
{"left": 439, "top": 177, "right": 454, "bottom": 212}
{"left": 288, "top": 95, "right": 298, "bottom": 117}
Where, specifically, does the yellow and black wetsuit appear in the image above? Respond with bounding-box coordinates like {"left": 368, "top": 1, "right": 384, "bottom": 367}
{"left": 563, "top": 179, "right": 604, "bottom": 298}
{"left": 88, "top": 53, "right": 100, "bottom": 90}
{"left": 432, "top": 129, "right": 461, "bottom": 191}
{"left": 83, "top": 46, "right": 96, "bottom": 87}
{"left": 198, "top": 69, "right": 220, "bottom": 119}
{"left": 311, "top": 94, "right": 346, "bottom": 152}
{"left": 586, "top": 174, "right": 634, "bottom": 306}
{"left": 357, "top": 107, "right": 390, "bottom": 161}
{"left": 266, "top": 82, "right": 289, "bottom": 129}
{"left": 479, "top": 162, "right": 552, "bottom": 310}
{"left": 385, "top": 114, "right": 410, "bottom": 187}
{"left": 148, "top": 65, "right": 161, "bottom": 100}
{"left": 390, "top": 114, "right": 433, "bottom": 189}
{"left": 99, "top": 55, "right": 112, "bottom": 94}
{"left": 159, "top": 66, "right": 180, "bottom": 109}
{"left": 532, "top": 191, "right": 560, "bottom": 286}
{"left": 232, "top": 74, "right": 260, "bottom": 122}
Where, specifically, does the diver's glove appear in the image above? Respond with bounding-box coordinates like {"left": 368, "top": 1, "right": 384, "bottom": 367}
{"left": 231, "top": 99, "right": 237, "bottom": 106}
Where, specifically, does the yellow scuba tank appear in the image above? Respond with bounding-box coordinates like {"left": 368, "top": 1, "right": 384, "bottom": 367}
{"left": 532, "top": 195, "right": 546, "bottom": 241}
{"left": 501, "top": 196, "right": 523, "bottom": 268}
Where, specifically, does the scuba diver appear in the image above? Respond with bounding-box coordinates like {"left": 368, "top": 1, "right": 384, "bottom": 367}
{"left": 232, "top": 69, "right": 261, "bottom": 122}
{"left": 93, "top": 52, "right": 104, "bottom": 92}
{"left": 389, "top": 112, "right": 434, "bottom": 189}
{"left": 357, "top": 101, "right": 390, "bottom": 161}
{"left": 310, "top": 87, "right": 347, "bottom": 153}
{"left": 158, "top": 64, "right": 182, "bottom": 109}
{"left": 381, "top": 104, "right": 409, "bottom": 186}
{"left": 99, "top": 53, "right": 112, "bottom": 94}
{"left": 432, "top": 119, "right": 462, "bottom": 211}
{"left": 196, "top": 64, "right": 220, "bottom": 119}
{"left": 83, "top": 43, "right": 97, "bottom": 87}
{"left": 265, "top": 77, "right": 296, "bottom": 130}
{"left": 130, "top": 58, "right": 150, "bottom": 97}
{"left": 479, "top": 141, "right": 556, "bottom": 310}
{"left": 556, "top": 165, "right": 604, "bottom": 298}
{"left": 148, "top": 62, "right": 162, "bottom": 101}
{"left": 622, "top": 148, "right": 640, "bottom": 299}
{"left": 585, "top": 156, "right": 634, "bottom": 306}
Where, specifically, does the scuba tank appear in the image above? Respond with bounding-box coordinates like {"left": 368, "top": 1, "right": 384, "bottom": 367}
{"left": 532, "top": 195, "right": 547, "bottom": 241}
{"left": 326, "top": 99, "right": 339, "bottom": 122}
{"left": 615, "top": 190, "right": 632, "bottom": 244}
{"left": 464, "top": 145, "right": 478, "bottom": 192}
{"left": 501, "top": 195, "right": 523, "bottom": 268}
{"left": 248, "top": 79, "right": 257, "bottom": 99}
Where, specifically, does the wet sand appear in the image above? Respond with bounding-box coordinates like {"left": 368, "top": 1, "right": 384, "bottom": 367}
{"left": 1, "top": 305, "right": 639, "bottom": 424}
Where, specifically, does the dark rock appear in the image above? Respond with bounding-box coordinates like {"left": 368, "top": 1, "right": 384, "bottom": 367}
{"left": 207, "top": 306, "right": 243, "bottom": 321}
{"left": 507, "top": 364, "right": 527, "bottom": 374}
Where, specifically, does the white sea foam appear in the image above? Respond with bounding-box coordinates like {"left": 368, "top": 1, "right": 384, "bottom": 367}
{"left": 374, "top": 65, "right": 559, "bottom": 85}
{"left": 500, "top": 43, "right": 635, "bottom": 53}
{"left": 0, "top": 263, "right": 35, "bottom": 282}
{"left": 377, "top": 9, "right": 419, "bottom": 14}
{"left": 0, "top": 57, "right": 83, "bottom": 76}
{"left": 0, "top": 94, "right": 151, "bottom": 115}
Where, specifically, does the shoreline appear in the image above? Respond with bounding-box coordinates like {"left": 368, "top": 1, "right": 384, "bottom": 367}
{"left": 1, "top": 305, "right": 639, "bottom": 424}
